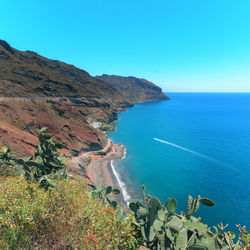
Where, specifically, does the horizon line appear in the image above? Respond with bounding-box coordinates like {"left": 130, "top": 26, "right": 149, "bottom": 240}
{"left": 163, "top": 91, "right": 250, "bottom": 93}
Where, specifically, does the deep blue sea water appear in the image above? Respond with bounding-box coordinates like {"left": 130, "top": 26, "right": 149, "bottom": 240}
{"left": 108, "top": 93, "right": 250, "bottom": 231}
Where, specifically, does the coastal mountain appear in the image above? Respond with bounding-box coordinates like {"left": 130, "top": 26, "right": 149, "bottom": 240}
{"left": 96, "top": 74, "right": 169, "bottom": 102}
{"left": 0, "top": 40, "right": 168, "bottom": 164}
{"left": 0, "top": 40, "right": 124, "bottom": 101}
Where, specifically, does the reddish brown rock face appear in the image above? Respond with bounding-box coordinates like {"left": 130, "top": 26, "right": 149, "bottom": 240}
{"left": 0, "top": 98, "right": 110, "bottom": 157}
{"left": 0, "top": 119, "right": 38, "bottom": 156}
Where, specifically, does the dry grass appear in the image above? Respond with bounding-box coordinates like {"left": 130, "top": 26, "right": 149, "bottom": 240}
{"left": 0, "top": 176, "right": 139, "bottom": 249}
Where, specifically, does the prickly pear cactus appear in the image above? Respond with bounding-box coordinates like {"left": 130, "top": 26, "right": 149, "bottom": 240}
{"left": 0, "top": 147, "right": 20, "bottom": 176}
{"left": 91, "top": 185, "right": 120, "bottom": 209}
{"left": 15, "top": 127, "right": 67, "bottom": 189}
{"left": 129, "top": 185, "right": 219, "bottom": 250}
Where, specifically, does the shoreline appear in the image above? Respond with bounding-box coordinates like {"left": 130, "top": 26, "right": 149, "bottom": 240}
{"left": 69, "top": 138, "right": 130, "bottom": 206}
{"left": 88, "top": 143, "right": 130, "bottom": 206}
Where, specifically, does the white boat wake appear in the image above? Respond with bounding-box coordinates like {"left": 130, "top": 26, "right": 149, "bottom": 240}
{"left": 153, "top": 138, "right": 223, "bottom": 165}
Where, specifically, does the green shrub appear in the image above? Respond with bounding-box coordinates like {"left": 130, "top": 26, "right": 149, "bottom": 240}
{"left": 0, "top": 177, "right": 139, "bottom": 249}
{"left": 100, "top": 124, "right": 114, "bottom": 131}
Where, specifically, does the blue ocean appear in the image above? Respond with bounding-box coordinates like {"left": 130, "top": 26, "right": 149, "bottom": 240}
{"left": 108, "top": 93, "right": 250, "bottom": 231}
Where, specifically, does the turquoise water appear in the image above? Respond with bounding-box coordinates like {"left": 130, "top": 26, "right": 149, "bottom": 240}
{"left": 108, "top": 93, "right": 250, "bottom": 230}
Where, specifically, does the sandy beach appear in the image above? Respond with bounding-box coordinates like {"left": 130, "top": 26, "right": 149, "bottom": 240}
{"left": 67, "top": 138, "right": 127, "bottom": 205}
{"left": 88, "top": 143, "right": 126, "bottom": 205}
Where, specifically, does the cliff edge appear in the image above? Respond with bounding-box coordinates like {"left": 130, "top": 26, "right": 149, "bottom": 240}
{"left": 96, "top": 74, "right": 169, "bottom": 102}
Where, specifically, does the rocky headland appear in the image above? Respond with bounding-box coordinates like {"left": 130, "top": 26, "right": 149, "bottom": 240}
{"left": 96, "top": 74, "right": 169, "bottom": 103}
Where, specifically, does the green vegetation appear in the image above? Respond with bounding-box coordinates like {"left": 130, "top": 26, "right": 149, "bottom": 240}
{"left": 0, "top": 177, "right": 139, "bottom": 249}
{"left": 100, "top": 123, "right": 115, "bottom": 131}
{"left": 129, "top": 185, "right": 249, "bottom": 249}
{"left": 1, "top": 128, "right": 67, "bottom": 189}
{"left": 0, "top": 129, "right": 139, "bottom": 249}
{"left": 0, "top": 147, "right": 22, "bottom": 177}
{"left": 91, "top": 185, "right": 121, "bottom": 209}
{"left": 0, "top": 130, "right": 249, "bottom": 249}
{"left": 17, "top": 127, "right": 67, "bottom": 189}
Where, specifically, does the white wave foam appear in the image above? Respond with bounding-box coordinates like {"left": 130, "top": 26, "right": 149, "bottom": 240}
{"left": 121, "top": 146, "right": 127, "bottom": 159}
{"left": 153, "top": 137, "right": 224, "bottom": 165}
{"left": 110, "top": 160, "right": 131, "bottom": 206}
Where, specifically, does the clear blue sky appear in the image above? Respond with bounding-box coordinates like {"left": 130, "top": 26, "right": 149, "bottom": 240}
{"left": 1, "top": 0, "right": 250, "bottom": 92}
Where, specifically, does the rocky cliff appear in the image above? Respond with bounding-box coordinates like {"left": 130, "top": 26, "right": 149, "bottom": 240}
{"left": 0, "top": 40, "right": 169, "bottom": 159}
{"left": 96, "top": 74, "right": 169, "bottom": 102}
